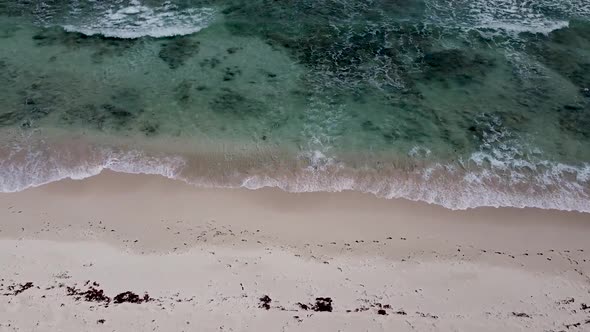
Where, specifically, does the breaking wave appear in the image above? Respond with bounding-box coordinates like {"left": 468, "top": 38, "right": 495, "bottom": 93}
{"left": 62, "top": 0, "right": 215, "bottom": 39}
{"left": 1, "top": 135, "right": 588, "bottom": 213}
{"left": 0, "top": 142, "right": 186, "bottom": 193}
{"left": 426, "top": 0, "right": 590, "bottom": 35}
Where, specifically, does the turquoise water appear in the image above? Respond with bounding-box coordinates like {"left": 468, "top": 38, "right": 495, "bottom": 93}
{"left": 0, "top": 0, "right": 589, "bottom": 211}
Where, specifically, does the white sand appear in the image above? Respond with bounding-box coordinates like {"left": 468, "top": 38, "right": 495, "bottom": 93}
{"left": 1, "top": 171, "right": 589, "bottom": 331}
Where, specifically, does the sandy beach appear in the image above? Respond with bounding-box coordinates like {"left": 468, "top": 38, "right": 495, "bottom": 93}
{"left": 0, "top": 171, "right": 589, "bottom": 331}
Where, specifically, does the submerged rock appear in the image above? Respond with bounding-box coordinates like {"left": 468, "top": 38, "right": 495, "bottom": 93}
{"left": 421, "top": 49, "right": 495, "bottom": 85}
{"left": 464, "top": 112, "right": 511, "bottom": 145}
{"left": 0, "top": 111, "right": 25, "bottom": 127}
{"left": 32, "top": 27, "right": 136, "bottom": 62}
{"left": 200, "top": 57, "right": 221, "bottom": 69}
{"left": 222, "top": 66, "right": 242, "bottom": 81}
{"left": 158, "top": 36, "right": 200, "bottom": 69}
{"left": 210, "top": 88, "right": 268, "bottom": 118}
{"left": 526, "top": 21, "right": 590, "bottom": 90}
{"left": 61, "top": 100, "right": 143, "bottom": 131}
{"left": 423, "top": 50, "right": 466, "bottom": 72}
{"left": 140, "top": 122, "right": 159, "bottom": 136}
{"left": 0, "top": 77, "right": 65, "bottom": 128}
{"left": 557, "top": 103, "right": 590, "bottom": 139}
{"left": 226, "top": 47, "right": 240, "bottom": 54}
{"left": 361, "top": 120, "right": 380, "bottom": 132}
{"left": 174, "top": 80, "right": 194, "bottom": 105}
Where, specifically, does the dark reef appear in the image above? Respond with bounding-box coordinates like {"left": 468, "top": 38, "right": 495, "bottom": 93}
{"left": 32, "top": 27, "right": 137, "bottom": 63}
{"left": 159, "top": 36, "right": 200, "bottom": 69}
{"left": 210, "top": 88, "right": 268, "bottom": 118}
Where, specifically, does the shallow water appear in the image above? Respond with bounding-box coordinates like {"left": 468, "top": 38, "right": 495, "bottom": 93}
{"left": 0, "top": 0, "right": 589, "bottom": 211}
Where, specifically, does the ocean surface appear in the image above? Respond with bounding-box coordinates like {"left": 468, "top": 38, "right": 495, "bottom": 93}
{"left": 0, "top": 0, "right": 589, "bottom": 211}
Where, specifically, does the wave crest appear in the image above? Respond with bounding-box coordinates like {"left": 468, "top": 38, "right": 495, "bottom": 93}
{"left": 426, "top": 0, "right": 590, "bottom": 35}
{"left": 62, "top": 1, "right": 215, "bottom": 39}
{"left": 1, "top": 135, "right": 588, "bottom": 213}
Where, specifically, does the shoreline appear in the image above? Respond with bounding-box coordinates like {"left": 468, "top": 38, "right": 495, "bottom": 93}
{"left": 1, "top": 170, "right": 590, "bottom": 252}
{"left": 1, "top": 130, "right": 589, "bottom": 212}
{"left": 1, "top": 171, "right": 589, "bottom": 331}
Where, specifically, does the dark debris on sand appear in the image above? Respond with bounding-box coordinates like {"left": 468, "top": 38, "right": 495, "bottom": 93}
{"left": 313, "top": 297, "right": 333, "bottom": 312}
{"left": 297, "top": 297, "right": 334, "bottom": 312}
{"left": 3, "top": 282, "right": 34, "bottom": 296}
{"left": 66, "top": 282, "right": 152, "bottom": 305}
{"left": 565, "top": 322, "right": 581, "bottom": 329}
{"left": 113, "top": 291, "right": 152, "bottom": 304}
{"left": 512, "top": 312, "right": 531, "bottom": 318}
{"left": 67, "top": 285, "right": 111, "bottom": 304}
{"left": 346, "top": 301, "right": 395, "bottom": 315}
{"left": 296, "top": 302, "right": 309, "bottom": 310}
{"left": 298, "top": 297, "right": 333, "bottom": 312}
{"left": 560, "top": 297, "right": 575, "bottom": 305}
{"left": 259, "top": 295, "right": 272, "bottom": 310}
{"left": 417, "top": 311, "right": 439, "bottom": 319}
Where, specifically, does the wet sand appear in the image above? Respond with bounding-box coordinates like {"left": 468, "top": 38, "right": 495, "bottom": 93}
{"left": 0, "top": 171, "right": 589, "bottom": 331}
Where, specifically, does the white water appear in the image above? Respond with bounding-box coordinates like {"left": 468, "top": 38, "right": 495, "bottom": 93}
{"left": 426, "top": 0, "right": 590, "bottom": 35}
{"left": 1, "top": 141, "right": 588, "bottom": 213}
{"left": 62, "top": 0, "right": 215, "bottom": 38}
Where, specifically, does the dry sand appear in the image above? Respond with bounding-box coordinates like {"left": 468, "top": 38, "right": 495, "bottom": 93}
{"left": 0, "top": 171, "right": 589, "bottom": 331}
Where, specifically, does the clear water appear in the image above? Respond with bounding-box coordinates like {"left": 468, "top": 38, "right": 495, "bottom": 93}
{"left": 0, "top": 0, "right": 589, "bottom": 211}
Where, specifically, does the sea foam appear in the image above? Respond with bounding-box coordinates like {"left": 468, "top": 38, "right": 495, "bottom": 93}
{"left": 1, "top": 142, "right": 588, "bottom": 213}
{"left": 427, "top": 0, "right": 589, "bottom": 35}
{"left": 62, "top": 0, "right": 215, "bottom": 39}
{"left": 0, "top": 144, "right": 186, "bottom": 193}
